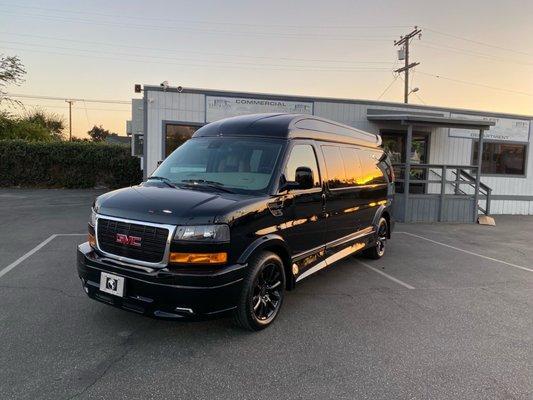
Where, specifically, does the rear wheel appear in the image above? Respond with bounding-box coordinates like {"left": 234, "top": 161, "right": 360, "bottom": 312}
{"left": 233, "top": 251, "right": 285, "bottom": 331}
{"left": 364, "top": 217, "right": 388, "bottom": 259}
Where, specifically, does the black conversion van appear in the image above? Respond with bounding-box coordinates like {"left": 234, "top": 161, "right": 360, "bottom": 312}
{"left": 78, "top": 113, "right": 395, "bottom": 330}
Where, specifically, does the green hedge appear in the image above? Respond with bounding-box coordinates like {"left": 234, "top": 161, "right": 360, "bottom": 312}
{"left": 0, "top": 140, "right": 142, "bottom": 189}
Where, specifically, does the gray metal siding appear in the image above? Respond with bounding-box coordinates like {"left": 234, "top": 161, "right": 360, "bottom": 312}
{"left": 393, "top": 194, "right": 474, "bottom": 223}
{"left": 141, "top": 89, "right": 533, "bottom": 215}
{"left": 145, "top": 92, "right": 205, "bottom": 175}
{"left": 427, "top": 116, "right": 533, "bottom": 215}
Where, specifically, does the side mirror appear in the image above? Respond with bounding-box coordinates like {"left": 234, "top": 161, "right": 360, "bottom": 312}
{"left": 295, "top": 166, "right": 314, "bottom": 190}
{"left": 279, "top": 180, "right": 300, "bottom": 193}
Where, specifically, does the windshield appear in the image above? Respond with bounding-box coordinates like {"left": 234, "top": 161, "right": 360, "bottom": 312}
{"left": 152, "top": 137, "right": 285, "bottom": 194}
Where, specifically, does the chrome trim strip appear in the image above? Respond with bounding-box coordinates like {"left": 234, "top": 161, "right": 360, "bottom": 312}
{"left": 325, "top": 226, "right": 374, "bottom": 249}
{"left": 175, "top": 307, "right": 194, "bottom": 315}
{"left": 296, "top": 260, "right": 327, "bottom": 282}
{"left": 292, "top": 226, "right": 373, "bottom": 262}
{"left": 292, "top": 243, "right": 326, "bottom": 262}
{"left": 94, "top": 213, "right": 176, "bottom": 269}
{"left": 295, "top": 229, "right": 374, "bottom": 283}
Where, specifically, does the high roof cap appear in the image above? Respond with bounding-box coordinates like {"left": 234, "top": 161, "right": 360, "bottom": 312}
{"left": 193, "top": 113, "right": 381, "bottom": 147}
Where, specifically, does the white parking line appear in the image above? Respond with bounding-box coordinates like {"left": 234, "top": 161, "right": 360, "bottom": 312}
{"left": 397, "top": 231, "right": 533, "bottom": 273}
{"left": 0, "top": 234, "right": 86, "bottom": 280}
{"left": 356, "top": 260, "right": 416, "bottom": 290}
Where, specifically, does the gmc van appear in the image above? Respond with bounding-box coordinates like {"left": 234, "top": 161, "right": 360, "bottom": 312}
{"left": 77, "top": 113, "right": 395, "bottom": 331}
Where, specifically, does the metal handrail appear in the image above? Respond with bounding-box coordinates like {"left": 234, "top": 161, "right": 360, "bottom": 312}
{"left": 392, "top": 163, "right": 479, "bottom": 169}
{"left": 453, "top": 169, "right": 492, "bottom": 215}
{"left": 391, "top": 163, "right": 492, "bottom": 216}
{"left": 456, "top": 169, "right": 492, "bottom": 194}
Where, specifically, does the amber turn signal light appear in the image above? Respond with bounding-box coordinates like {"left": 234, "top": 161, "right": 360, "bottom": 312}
{"left": 169, "top": 252, "right": 227, "bottom": 264}
{"left": 88, "top": 232, "right": 96, "bottom": 248}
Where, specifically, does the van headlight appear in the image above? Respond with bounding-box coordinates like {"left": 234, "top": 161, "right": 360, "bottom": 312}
{"left": 174, "top": 224, "right": 230, "bottom": 242}
{"left": 89, "top": 209, "right": 98, "bottom": 227}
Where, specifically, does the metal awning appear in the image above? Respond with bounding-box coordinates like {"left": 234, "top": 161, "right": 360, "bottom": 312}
{"left": 367, "top": 113, "right": 495, "bottom": 130}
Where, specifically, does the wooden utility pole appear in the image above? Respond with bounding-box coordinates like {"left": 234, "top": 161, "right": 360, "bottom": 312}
{"left": 65, "top": 100, "right": 74, "bottom": 141}
{"left": 394, "top": 27, "right": 422, "bottom": 103}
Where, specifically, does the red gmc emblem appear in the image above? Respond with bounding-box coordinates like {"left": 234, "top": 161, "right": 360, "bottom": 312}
{"left": 116, "top": 233, "right": 142, "bottom": 247}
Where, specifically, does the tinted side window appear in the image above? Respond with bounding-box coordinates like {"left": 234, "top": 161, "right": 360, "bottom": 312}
{"left": 322, "top": 146, "right": 348, "bottom": 189}
{"left": 359, "top": 150, "right": 387, "bottom": 185}
{"left": 340, "top": 147, "right": 362, "bottom": 186}
{"left": 284, "top": 144, "right": 321, "bottom": 188}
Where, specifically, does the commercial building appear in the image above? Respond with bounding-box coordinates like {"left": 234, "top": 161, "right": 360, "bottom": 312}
{"left": 129, "top": 85, "right": 533, "bottom": 221}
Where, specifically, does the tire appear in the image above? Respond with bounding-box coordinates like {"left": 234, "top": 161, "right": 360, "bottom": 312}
{"left": 364, "top": 217, "right": 388, "bottom": 260}
{"left": 233, "top": 251, "right": 286, "bottom": 331}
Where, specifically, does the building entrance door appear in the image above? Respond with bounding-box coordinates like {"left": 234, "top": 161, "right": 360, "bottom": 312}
{"left": 381, "top": 130, "right": 430, "bottom": 194}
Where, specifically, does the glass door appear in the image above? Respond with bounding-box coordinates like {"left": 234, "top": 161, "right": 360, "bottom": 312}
{"left": 381, "top": 130, "right": 430, "bottom": 194}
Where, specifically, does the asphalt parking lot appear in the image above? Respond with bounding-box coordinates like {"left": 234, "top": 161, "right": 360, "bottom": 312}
{"left": 1, "top": 189, "right": 532, "bottom": 400}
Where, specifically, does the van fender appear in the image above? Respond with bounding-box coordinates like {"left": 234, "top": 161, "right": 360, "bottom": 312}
{"left": 237, "top": 234, "right": 291, "bottom": 265}
{"left": 371, "top": 205, "right": 391, "bottom": 238}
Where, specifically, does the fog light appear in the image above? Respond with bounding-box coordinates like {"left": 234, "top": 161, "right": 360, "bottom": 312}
{"left": 88, "top": 232, "right": 96, "bottom": 248}
{"left": 169, "top": 252, "right": 227, "bottom": 264}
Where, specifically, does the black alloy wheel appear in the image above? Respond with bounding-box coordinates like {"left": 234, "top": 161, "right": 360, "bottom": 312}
{"left": 233, "top": 251, "right": 286, "bottom": 331}
{"left": 251, "top": 262, "right": 283, "bottom": 321}
{"left": 364, "top": 217, "right": 388, "bottom": 259}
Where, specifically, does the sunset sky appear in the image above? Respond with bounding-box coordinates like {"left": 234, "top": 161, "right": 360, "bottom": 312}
{"left": 0, "top": 0, "right": 532, "bottom": 137}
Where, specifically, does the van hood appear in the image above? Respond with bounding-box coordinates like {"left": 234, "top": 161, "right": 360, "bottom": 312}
{"left": 94, "top": 185, "right": 246, "bottom": 225}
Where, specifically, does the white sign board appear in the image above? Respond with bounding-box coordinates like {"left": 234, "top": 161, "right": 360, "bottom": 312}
{"left": 206, "top": 96, "right": 313, "bottom": 122}
{"left": 449, "top": 113, "right": 530, "bottom": 142}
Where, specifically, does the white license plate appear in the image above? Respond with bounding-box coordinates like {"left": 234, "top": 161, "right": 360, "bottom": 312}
{"left": 99, "top": 272, "right": 125, "bottom": 297}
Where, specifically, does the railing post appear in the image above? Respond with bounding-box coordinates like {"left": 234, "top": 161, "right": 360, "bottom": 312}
{"left": 454, "top": 168, "right": 461, "bottom": 195}
{"left": 439, "top": 165, "right": 447, "bottom": 221}
{"left": 403, "top": 124, "right": 412, "bottom": 223}
{"left": 485, "top": 188, "right": 491, "bottom": 215}
{"left": 473, "top": 129, "right": 484, "bottom": 222}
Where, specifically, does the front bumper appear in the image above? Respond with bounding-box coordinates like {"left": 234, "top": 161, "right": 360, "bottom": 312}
{"left": 77, "top": 242, "right": 246, "bottom": 319}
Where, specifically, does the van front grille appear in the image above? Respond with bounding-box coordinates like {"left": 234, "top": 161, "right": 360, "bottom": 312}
{"left": 97, "top": 218, "right": 169, "bottom": 263}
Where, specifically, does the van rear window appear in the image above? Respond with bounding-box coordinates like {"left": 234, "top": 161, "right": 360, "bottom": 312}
{"left": 322, "top": 145, "right": 386, "bottom": 188}
{"left": 322, "top": 146, "right": 348, "bottom": 189}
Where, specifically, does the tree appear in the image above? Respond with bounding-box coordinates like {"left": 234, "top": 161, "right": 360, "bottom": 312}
{"left": 0, "top": 111, "right": 53, "bottom": 142}
{"left": 25, "top": 109, "right": 65, "bottom": 140}
{"left": 0, "top": 55, "right": 26, "bottom": 106}
{"left": 87, "top": 125, "right": 113, "bottom": 142}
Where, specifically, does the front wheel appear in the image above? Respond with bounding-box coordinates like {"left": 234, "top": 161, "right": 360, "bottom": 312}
{"left": 233, "top": 251, "right": 286, "bottom": 331}
{"left": 364, "top": 217, "right": 388, "bottom": 259}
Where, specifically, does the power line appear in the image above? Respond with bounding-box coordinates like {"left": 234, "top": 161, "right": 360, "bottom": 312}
{"left": 377, "top": 74, "right": 400, "bottom": 100}
{"left": 7, "top": 93, "right": 131, "bottom": 104}
{"left": 11, "top": 102, "right": 130, "bottom": 112}
{"left": 0, "top": 45, "right": 393, "bottom": 73}
{"left": 0, "top": 32, "right": 393, "bottom": 66}
{"left": 0, "top": 39, "right": 393, "bottom": 69}
{"left": 398, "top": 74, "right": 426, "bottom": 105}
{"left": 413, "top": 92, "right": 426, "bottom": 105}
{"left": 422, "top": 27, "right": 533, "bottom": 58}
{"left": 0, "top": 10, "right": 397, "bottom": 41}
{"left": 417, "top": 71, "right": 533, "bottom": 97}
{"left": 419, "top": 42, "right": 533, "bottom": 66}
{"left": 0, "top": 3, "right": 411, "bottom": 30}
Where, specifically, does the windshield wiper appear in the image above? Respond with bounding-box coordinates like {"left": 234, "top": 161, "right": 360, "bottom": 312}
{"left": 147, "top": 176, "right": 177, "bottom": 189}
{"left": 180, "top": 179, "right": 235, "bottom": 194}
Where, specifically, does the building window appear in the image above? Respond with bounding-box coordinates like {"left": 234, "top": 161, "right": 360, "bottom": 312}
{"left": 473, "top": 141, "right": 527, "bottom": 176}
{"left": 165, "top": 123, "right": 201, "bottom": 157}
